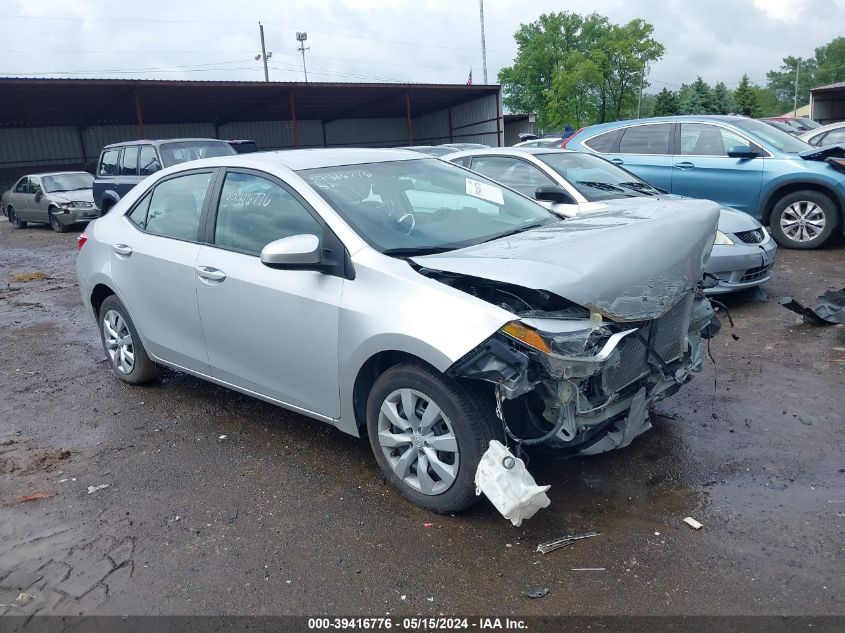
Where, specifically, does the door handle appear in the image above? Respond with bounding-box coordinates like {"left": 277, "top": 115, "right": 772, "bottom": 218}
{"left": 674, "top": 161, "right": 695, "bottom": 170}
{"left": 610, "top": 158, "right": 624, "bottom": 165}
{"left": 113, "top": 244, "right": 133, "bottom": 257}
{"left": 196, "top": 266, "right": 226, "bottom": 283}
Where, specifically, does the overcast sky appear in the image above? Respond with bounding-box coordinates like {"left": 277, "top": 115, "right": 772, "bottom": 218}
{"left": 2, "top": 0, "right": 843, "bottom": 91}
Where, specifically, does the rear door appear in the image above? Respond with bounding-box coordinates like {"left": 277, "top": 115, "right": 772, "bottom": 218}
{"left": 607, "top": 123, "right": 674, "bottom": 190}
{"left": 110, "top": 169, "right": 216, "bottom": 374}
{"left": 194, "top": 169, "right": 344, "bottom": 417}
{"left": 9, "top": 178, "right": 31, "bottom": 218}
{"left": 671, "top": 122, "right": 764, "bottom": 213}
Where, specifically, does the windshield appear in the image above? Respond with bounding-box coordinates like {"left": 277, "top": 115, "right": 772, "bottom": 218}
{"left": 159, "top": 141, "right": 235, "bottom": 167}
{"left": 42, "top": 173, "right": 93, "bottom": 193}
{"left": 299, "top": 159, "right": 557, "bottom": 254}
{"left": 536, "top": 152, "right": 658, "bottom": 201}
{"left": 732, "top": 118, "right": 812, "bottom": 153}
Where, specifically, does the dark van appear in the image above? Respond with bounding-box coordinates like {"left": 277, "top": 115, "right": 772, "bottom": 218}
{"left": 93, "top": 138, "right": 235, "bottom": 212}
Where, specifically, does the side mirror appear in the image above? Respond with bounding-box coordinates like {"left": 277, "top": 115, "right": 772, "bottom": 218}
{"left": 727, "top": 145, "right": 759, "bottom": 159}
{"left": 535, "top": 185, "right": 576, "bottom": 205}
{"left": 260, "top": 234, "right": 321, "bottom": 268}
{"left": 34, "top": 191, "right": 43, "bottom": 202}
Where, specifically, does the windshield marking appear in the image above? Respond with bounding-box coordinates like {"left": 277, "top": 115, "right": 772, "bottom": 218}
{"left": 465, "top": 178, "right": 504, "bottom": 205}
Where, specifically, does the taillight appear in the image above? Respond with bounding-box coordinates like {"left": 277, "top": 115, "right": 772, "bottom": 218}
{"left": 560, "top": 128, "right": 583, "bottom": 149}
{"left": 77, "top": 232, "right": 87, "bottom": 251}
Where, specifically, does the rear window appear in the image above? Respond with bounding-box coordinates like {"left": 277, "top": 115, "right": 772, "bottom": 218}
{"left": 618, "top": 124, "right": 671, "bottom": 154}
{"left": 584, "top": 130, "right": 620, "bottom": 153}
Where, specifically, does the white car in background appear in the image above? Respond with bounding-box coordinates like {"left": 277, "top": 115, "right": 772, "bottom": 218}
{"left": 443, "top": 147, "right": 778, "bottom": 295}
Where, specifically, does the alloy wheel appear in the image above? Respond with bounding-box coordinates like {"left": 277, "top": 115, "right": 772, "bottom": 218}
{"left": 780, "top": 201, "right": 826, "bottom": 242}
{"left": 102, "top": 309, "right": 135, "bottom": 374}
{"left": 377, "top": 388, "right": 459, "bottom": 495}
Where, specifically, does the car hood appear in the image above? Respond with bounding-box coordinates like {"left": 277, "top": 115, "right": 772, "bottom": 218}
{"left": 579, "top": 195, "right": 761, "bottom": 233}
{"left": 50, "top": 190, "right": 94, "bottom": 203}
{"left": 798, "top": 144, "right": 845, "bottom": 160}
{"left": 412, "top": 198, "right": 720, "bottom": 322}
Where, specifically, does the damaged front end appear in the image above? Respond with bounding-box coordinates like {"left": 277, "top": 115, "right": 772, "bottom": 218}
{"left": 438, "top": 274, "right": 719, "bottom": 456}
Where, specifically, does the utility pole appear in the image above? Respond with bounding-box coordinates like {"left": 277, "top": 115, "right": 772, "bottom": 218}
{"left": 297, "top": 32, "right": 309, "bottom": 82}
{"left": 479, "top": 0, "right": 488, "bottom": 84}
{"left": 793, "top": 57, "right": 801, "bottom": 117}
{"left": 255, "top": 22, "right": 272, "bottom": 82}
{"left": 637, "top": 61, "right": 648, "bottom": 118}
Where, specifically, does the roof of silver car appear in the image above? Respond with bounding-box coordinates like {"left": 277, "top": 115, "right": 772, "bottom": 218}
{"left": 202, "top": 148, "right": 430, "bottom": 171}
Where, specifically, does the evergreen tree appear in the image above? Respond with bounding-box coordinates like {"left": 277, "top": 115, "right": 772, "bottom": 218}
{"left": 652, "top": 87, "right": 679, "bottom": 116}
{"left": 733, "top": 74, "right": 761, "bottom": 117}
{"left": 711, "top": 82, "right": 735, "bottom": 114}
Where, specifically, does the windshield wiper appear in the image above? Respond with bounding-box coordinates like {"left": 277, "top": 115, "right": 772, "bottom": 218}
{"left": 575, "top": 180, "right": 629, "bottom": 193}
{"left": 617, "top": 181, "right": 659, "bottom": 195}
{"left": 483, "top": 221, "right": 548, "bottom": 243}
{"left": 382, "top": 246, "right": 457, "bottom": 257}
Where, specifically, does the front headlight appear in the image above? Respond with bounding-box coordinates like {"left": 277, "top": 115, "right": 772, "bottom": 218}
{"left": 714, "top": 230, "right": 734, "bottom": 245}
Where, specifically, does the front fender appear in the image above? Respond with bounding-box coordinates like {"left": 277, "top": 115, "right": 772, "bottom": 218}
{"left": 759, "top": 171, "right": 845, "bottom": 222}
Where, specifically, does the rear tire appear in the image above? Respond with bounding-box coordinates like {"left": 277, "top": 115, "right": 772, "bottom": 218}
{"left": 769, "top": 190, "right": 840, "bottom": 249}
{"left": 98, "top": 295, "right": 161, "bottom": 384}
{"left": 366, "top": 362, "right": 499, "bottom": 513}
{"left": 49, "top": 209, "right": 68, "bottom": 233}
{"left": 8, "top": 206, "right": 26, "bottom": 229}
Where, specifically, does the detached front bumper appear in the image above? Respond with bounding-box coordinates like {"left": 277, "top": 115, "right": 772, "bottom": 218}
{"left": 451, "top": 294, "right": 718, "bottom": 456}
{"left": 705, "top": 237, "right": 777, "bottom": 294}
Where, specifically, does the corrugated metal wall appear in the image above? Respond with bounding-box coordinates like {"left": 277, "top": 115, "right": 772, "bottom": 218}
{"left": 504, "top": 118, "right": 535, "bottom": 146}
{"left": 0, "top": 93, "right": 502, "bottom": 190}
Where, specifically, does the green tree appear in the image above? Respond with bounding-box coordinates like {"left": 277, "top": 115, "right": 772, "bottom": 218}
{"left": 652, "top": 87, "right": 679, "bottom": 116}
{"left": 711, "top": 82, "right": 735, "bottom": 114}
{"left": 498, "top": 11, "right": 664, "bottom": 126}
{"left": 678, "top": 77, "right": 713, "bottom": 114}
{"left": 766, "top": 55, "right": 816, "bottom": 112}
{"left": 814, "top": 37, "right": 845, "bottom": 85}
{"left": 733, "top": 74, "right": 761, "bottom": 117}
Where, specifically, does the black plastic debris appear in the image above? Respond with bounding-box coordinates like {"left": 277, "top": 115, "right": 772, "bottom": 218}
{"left": 779, "top": 288, "right": 845, "bottom": 325}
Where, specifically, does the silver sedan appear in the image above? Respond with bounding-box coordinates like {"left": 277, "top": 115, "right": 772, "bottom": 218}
{"left": 76, "top": 149, "right": 721, "bottom": 513}
{"left": 2, "top": 171, "right": 98, "bottom": 232}
{"left": 444, "top": 148, "right": 778, "bottom": 295}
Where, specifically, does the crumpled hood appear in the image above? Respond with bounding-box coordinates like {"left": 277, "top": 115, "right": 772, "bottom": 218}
{"left": 413, "top": 198, "right": 720, "bottom": 322}
{"left": 798, "top": 144, "right": 845, "bottom": 160}
{"left": 51, "top": 189, "right": 94, "bottom": 203}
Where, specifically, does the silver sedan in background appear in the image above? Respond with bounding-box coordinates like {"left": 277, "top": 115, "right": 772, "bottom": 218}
{"left": 2, "top": 171, "right": 98, "bottom": 232}
{"left": 444, "top": 148, "right": 778, "bottom": 295}
{"left": 76, "top": 149, "right": 721, "bottom": 513}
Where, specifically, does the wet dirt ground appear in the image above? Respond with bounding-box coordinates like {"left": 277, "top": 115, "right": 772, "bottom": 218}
{"left": 0, "top": 219, "right": 843, "bottom": 617}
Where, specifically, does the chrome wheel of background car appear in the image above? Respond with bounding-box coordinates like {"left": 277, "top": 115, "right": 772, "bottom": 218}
{"left": 377, "top": 388, "right": 459, "bottom": 496}
{"left": 780, "top": 201, "right": 826, "bottom": 242}
{"left": 102, "top": 309, "right": 135, "bottom": 374}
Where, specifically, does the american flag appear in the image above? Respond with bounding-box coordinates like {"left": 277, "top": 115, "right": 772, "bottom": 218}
{"left": 466, "top": 69, "right": 473, "bottom": 85}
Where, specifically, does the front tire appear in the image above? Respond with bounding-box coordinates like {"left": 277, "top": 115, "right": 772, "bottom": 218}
{"left": 49, "top": 209, "right": 68, "bottom": 233}
{"left": 8, "top": 206, "right": 26, "bottom": 229}
{"left": 98, "top": 295, "right": 161, "bottom": 384}
{"left": 366, "top": 362, "right": 499, "bottom": 513}
{"left": 769, "top": 190, "right": 840, "bottom": 249}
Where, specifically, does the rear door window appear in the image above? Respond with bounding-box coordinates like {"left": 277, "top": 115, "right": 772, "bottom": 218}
{"left": 584, "top": 129, "right": 621, "bottom": 153}
{"left": 618, "top": 124, "right": 672, "bottom": 154}
{"left": 99, "top": 149, "right": 120, "bottom": 176}
{"left": 119, "top": 147, "right": 139, "bottom": 176}
{"left": 142, "top": 172, "right": 213, "bottom": 242}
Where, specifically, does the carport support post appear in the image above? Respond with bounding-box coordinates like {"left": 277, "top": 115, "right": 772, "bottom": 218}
{"left": 405, "top": 91, "right": 413, "bottom": 145}
{"left": 133, "top": 89, "right": 145, "bottom": 139}
{"left": 290, "top": 90, "right": 300, "bottom": 148}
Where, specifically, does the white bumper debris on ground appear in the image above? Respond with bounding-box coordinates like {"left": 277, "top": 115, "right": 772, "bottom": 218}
{"left": 475, "top": 440, "right": 550, "bottom": 526}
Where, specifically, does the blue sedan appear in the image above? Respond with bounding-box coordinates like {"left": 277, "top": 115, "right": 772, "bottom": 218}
{"left": 564, "top": 115, "right": 845, "bottom": 249}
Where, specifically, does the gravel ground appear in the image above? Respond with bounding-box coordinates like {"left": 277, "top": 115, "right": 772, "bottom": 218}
{"left": 0, "top": 219, "right": 843, "bottom": 617}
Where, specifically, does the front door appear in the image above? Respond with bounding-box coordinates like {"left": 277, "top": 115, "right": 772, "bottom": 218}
{"left": 672, "top": 123, "right": 764, "bottom": 213}
{"left": 608, "top": 123, "right": 674, "bottom": 191}
{"left": 194, "top": 169, "right": 344, "bottom": 418}
{"left": 110, "top": 170, "right": 216, "bottom": 374}
{"left": 29, "top": 176, "right": 50, "bottom": 223}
